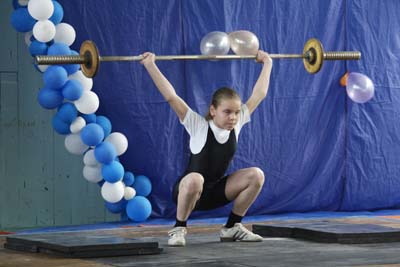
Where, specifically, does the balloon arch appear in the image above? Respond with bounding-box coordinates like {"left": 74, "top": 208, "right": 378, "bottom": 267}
{"left": 10, "top": 0, "right": 152, "bottom": 222}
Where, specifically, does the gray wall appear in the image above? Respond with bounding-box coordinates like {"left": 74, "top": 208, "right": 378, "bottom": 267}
{"left": 0, "top": 2, "right": 118, "bottom": 230}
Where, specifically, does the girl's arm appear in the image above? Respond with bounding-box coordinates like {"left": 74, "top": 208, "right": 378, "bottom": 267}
{"left": 245, "top": 51, "right": 273, "bottom": 115}
{"left": 141, "top": 52, "right": 189, "bottom": 121}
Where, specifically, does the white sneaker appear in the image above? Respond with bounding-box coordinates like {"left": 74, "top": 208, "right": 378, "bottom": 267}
{"left": 220, "top": 223, "right": 263, "bottom": 242}
{"left": 168, "top": 227, "right": 187, "bottom": 246}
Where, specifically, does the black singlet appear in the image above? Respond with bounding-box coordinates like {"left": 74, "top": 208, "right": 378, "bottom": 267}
{"left": 183, "top": 126, "right": 237, "bottom": 187}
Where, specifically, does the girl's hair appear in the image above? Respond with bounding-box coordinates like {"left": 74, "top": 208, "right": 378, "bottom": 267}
{"left": 205, "top": 87, "right": 241, "bottom": 121}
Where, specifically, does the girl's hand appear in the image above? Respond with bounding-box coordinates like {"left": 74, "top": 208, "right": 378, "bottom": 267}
{"left": 256, "top": 50, "right": 272, "bottom": 67}
{"left": 140, "top": 52, "right": 156, "bottom": 67}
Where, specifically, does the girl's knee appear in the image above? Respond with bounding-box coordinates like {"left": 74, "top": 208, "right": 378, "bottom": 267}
{"left": 249, "top": 167, "right": 265, "bottom": 187}
{"left": 180, "top": 173, "right": 204, "bottom": 195}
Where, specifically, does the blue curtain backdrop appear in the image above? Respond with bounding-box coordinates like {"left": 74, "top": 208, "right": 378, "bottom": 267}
{"left": 58, "top": 0, "right": 400, "bottom": 218}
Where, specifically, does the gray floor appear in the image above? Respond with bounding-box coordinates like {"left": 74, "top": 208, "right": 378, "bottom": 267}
{"left": 3, "top": 219, "right": 400, "bottom": 267}
{"left": 93, "top": 233, "right": 400, "bottom": 267}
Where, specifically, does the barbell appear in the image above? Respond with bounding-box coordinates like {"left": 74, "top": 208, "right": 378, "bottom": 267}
{"left": 34, "top": 38, "right": 361, "bottom": 78}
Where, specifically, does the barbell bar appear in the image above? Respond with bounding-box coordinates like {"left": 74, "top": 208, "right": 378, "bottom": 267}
{"left": 34, "top": 38, "right": 361, "bottom": 78}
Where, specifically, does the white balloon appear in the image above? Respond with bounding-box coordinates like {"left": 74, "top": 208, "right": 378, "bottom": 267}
{"left": 28, "top": 0, "right": 54, "bottom": 20}
{"left": 69, "top": 71, "right": 93, "bottom": 91}
{"left": 36, "top": 64, "right": 49, "bottom": 73}
{"left": 124, "top": 187, "right": 136, "bottom": 200}
{"left": 200, "top": 31, "right": 230, "bottom": 55}
{"left": 24, "top": 31, "right": 33, "bottom": 46}
{"left": 54, "top": 23, "right": 76, "bottom": 46}
{"left": 64, "top": 133, "right": 89, "bottom": 155}
{"left": 105, "top": 132, "right": 128, "bottom": 156}
{"left": 70, "top": 116, "right": 86, "bottom": 133}
{"left": 101, "top": 181, "right": 125, "bottom": 203}
{"left": 74, "top": 91, "right": 99, "bottom": 114}
{"left": 83, "top": 165, "right": 103, "bottom": 183}
{"left": 229, "top": 30, "right": 260, "bottom": 55}
{"left": 18, "top": 0, "right": 29, "bottom": 6}
{"left": 83, "top": 149, "right": 98, "bottom": 166}
{"left": 33, "top": 20, "right": 56, "bottom": 43}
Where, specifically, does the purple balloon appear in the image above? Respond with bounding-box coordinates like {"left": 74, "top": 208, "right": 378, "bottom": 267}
{"left": 346, "top": 72, "right": 375, "bottom": 103}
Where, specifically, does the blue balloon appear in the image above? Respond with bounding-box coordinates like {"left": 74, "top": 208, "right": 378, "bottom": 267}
{"left": 52, "top": 115, "right": 71, "bottom": 135}
{"left": 81, "top": 113, "right": 97, "bottom": 124}
{"left": 96, "top": 116, "right": 112, "bottom": 137}
{"left": 126, "top": 196, "right": 152, "bottom": 222}
{"left": 94, "top": 142, "right": 117, "bottom": 164}
{"left": 49, "top": 1, "right": 64, "bottom": 25}
{"left": 37, "top": 87, "right": 63, "bottom": 109}
{"left": 48, "top": 42, "right": 71, "bottom": 56}
{"left": 43, "top": 66, "right": 68, "bottom": 89}
{"left": 81, "top": 123, "right": 104, "bottom": 146}
{"left": 57, "top": 102, "right": 78, "bottom": 123}
{"left": 62, "top": 79, "right": 83, "bottom": 101}
{"left": 105, "top": 199, "right": 127, "bottom": 214}
{"left": 102, "top": 161, "right": 124, "bottom": 183}
{"left": 123, "top": 172, "right": 135, "bottom": 186}
{"left": 29, "top": 41, "right": 48, "bottom": 56}
{"left": 10, "top": 8, "right": 35, "bottom": 33}
{"left": 132, "top": 175, "right": 152, "bottom": 197}
{"left": 64, "top": 50, "right": 80, "bottom": 75}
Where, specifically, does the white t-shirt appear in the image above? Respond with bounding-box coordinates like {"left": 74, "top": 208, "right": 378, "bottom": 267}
{"left": 180, "top": 104, "right": 251, "bottom": 154}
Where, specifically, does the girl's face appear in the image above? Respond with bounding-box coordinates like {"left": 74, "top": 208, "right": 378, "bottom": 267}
{"left": 210, "top": 98, "right": 241, "bottom": 130}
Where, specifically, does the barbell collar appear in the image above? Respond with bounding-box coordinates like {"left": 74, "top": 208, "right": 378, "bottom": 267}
{"left": 324, "top": 51, "right": 361, "bottom": 60}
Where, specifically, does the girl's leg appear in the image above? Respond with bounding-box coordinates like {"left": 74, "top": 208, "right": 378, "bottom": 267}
{"left": 176, "top": 172, "right": 204, "bottom": 221}
{"left": 225, "top": 167, "right": 265, "bottom": 216}
{"left": 169, "top": 172, "right": 204, "bottom": 247}
{"left": 219, "top": 167, "right": 265, "bottom": 242}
